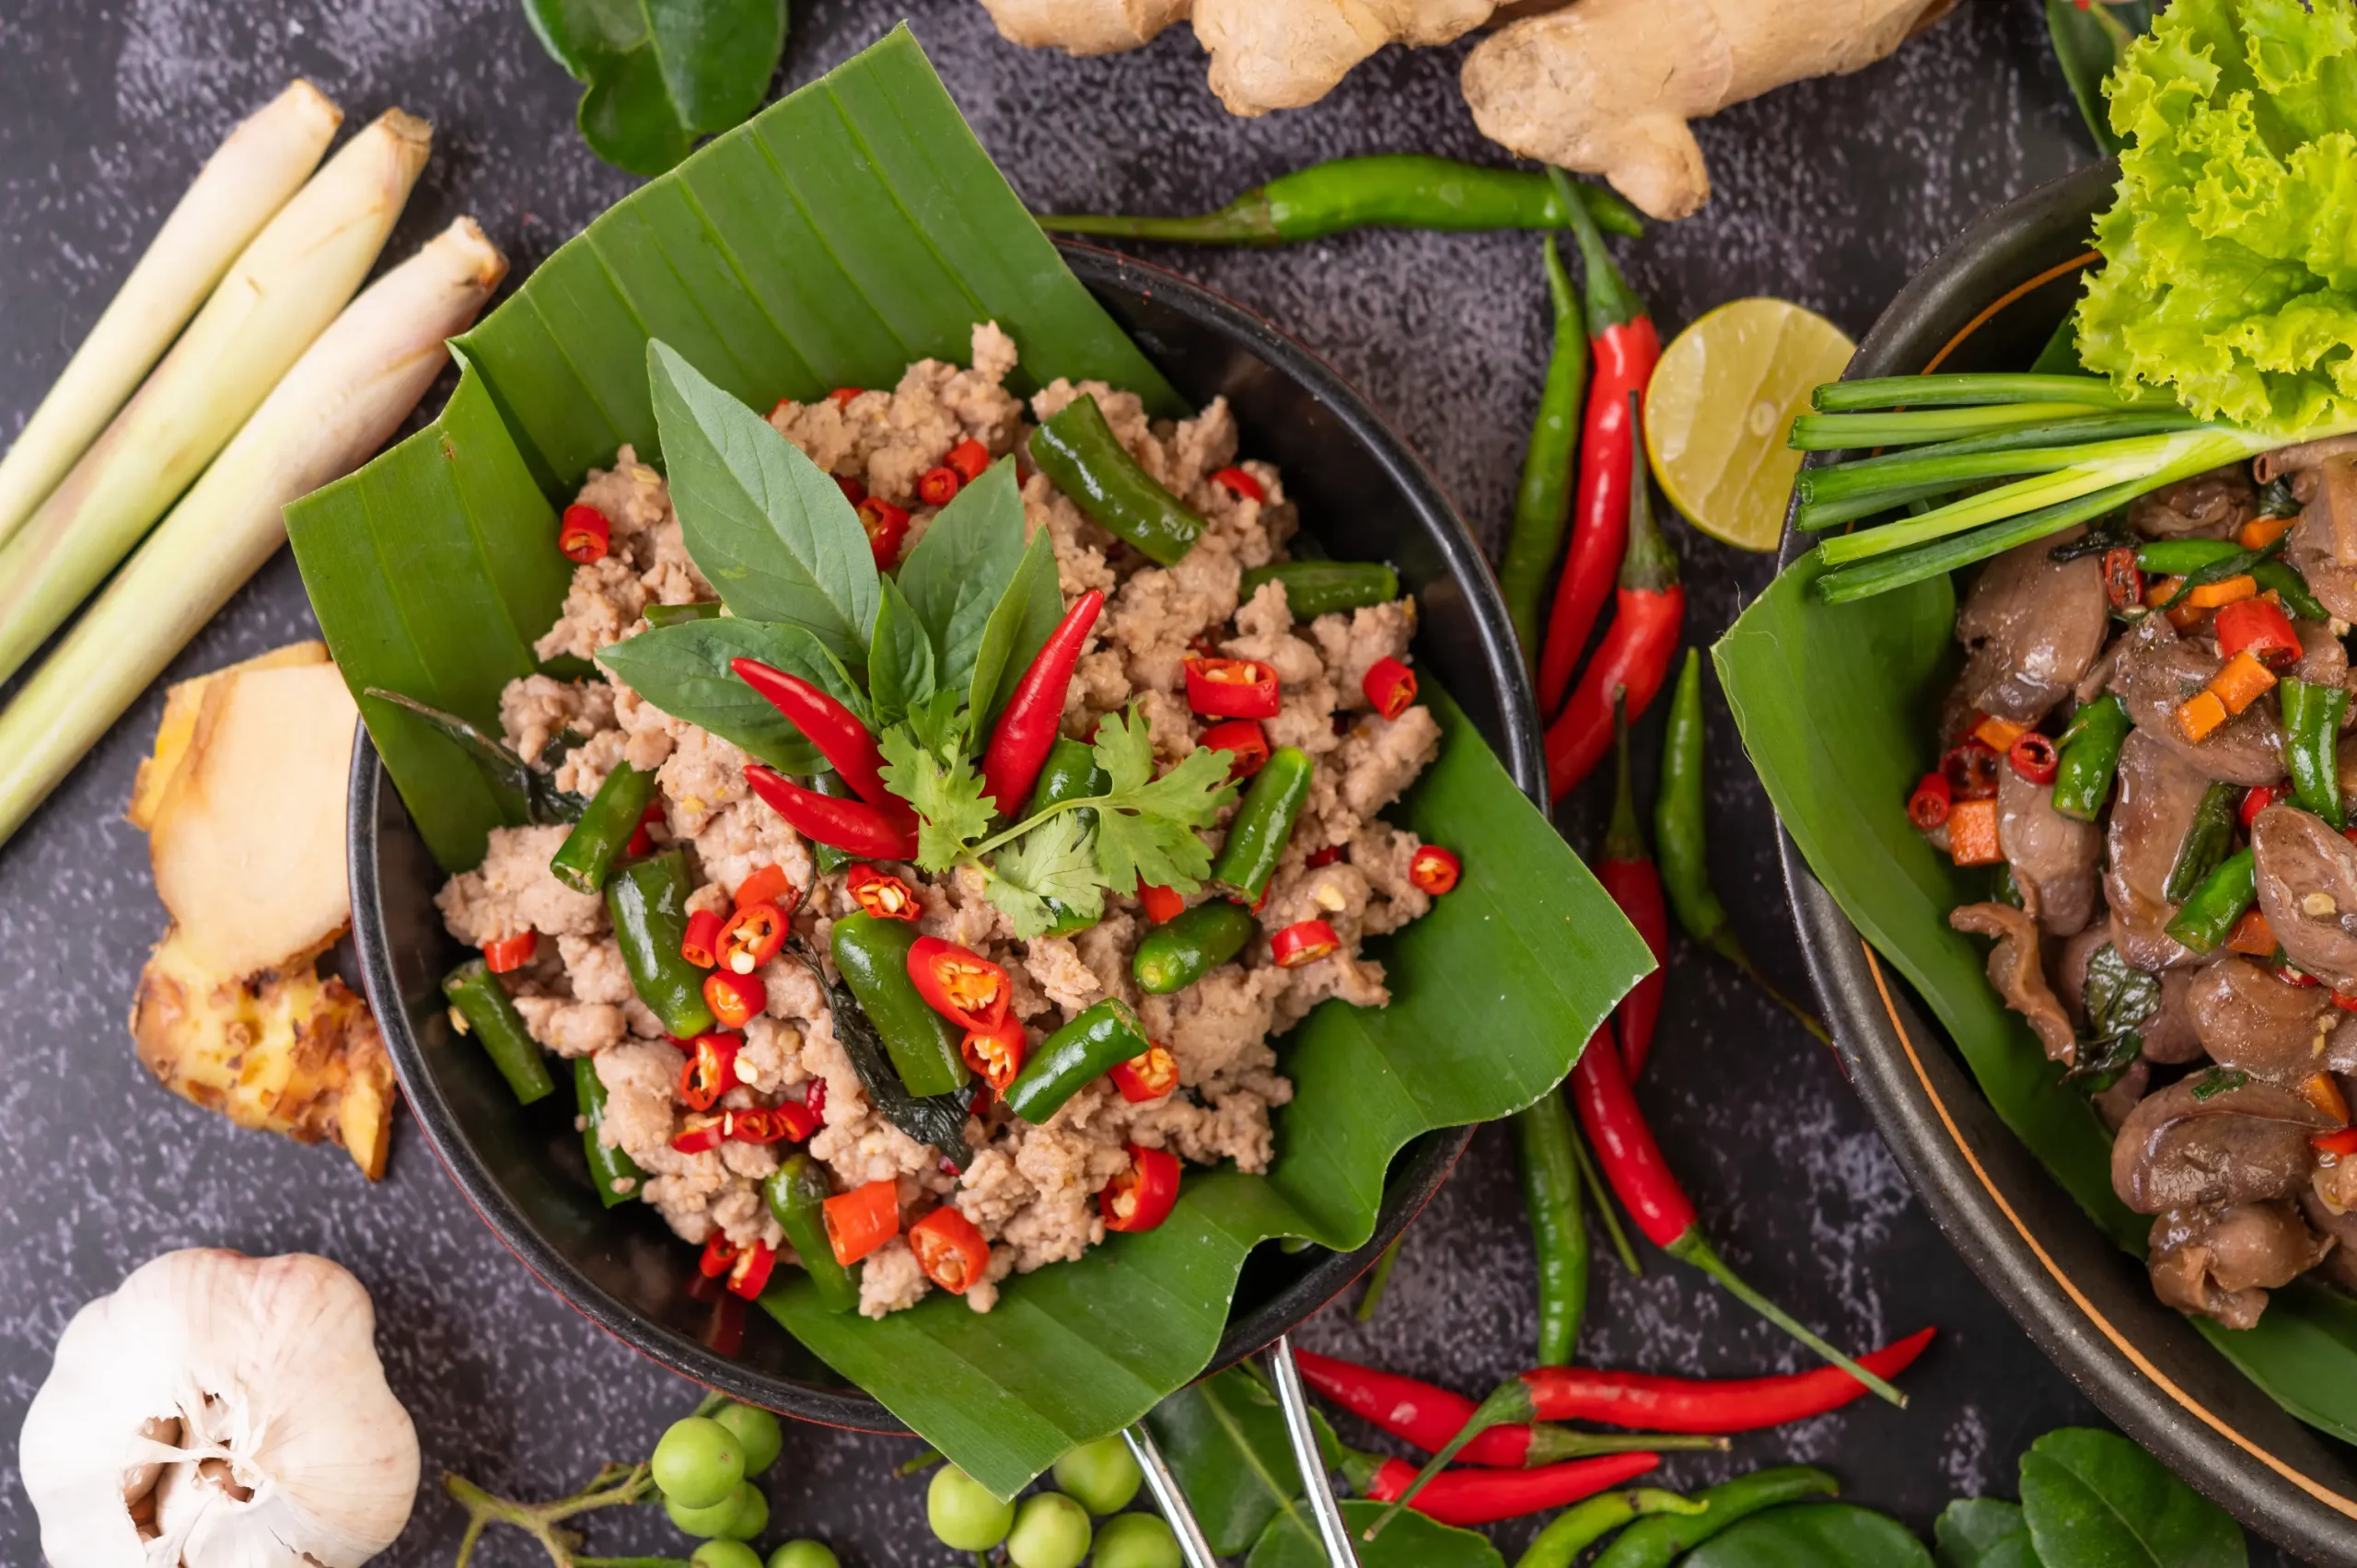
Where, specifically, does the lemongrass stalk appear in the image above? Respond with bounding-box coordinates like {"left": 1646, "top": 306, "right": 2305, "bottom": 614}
{"left": 0, "top": 108, "right": 430, "bottom": 688}
{"left": 1788, "top": 401, "right": 2127, "bottom": 451}
{"left": 1810, "top": 372, "right": 2165, "bottom": 412}
{"left": 0, "top": 82, "right": 342, "bottom": 547}
{"left": 0, "top": 219, "right": 505, "bottom": 847}
{"left": 1814, "top": 482, "right": 2150, "bottom": 603}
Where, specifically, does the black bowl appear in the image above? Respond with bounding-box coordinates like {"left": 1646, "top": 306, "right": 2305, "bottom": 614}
{"left": 349, "top": 242, "right": 1545, "bottom": 1434}
{"left": 1779, "top": 162, "right": 2357, "bottom": 1561}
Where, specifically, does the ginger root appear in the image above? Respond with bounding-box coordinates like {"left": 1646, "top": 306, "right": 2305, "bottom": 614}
{"left": 1463, "top": 0, "right": 1955, "bottom": 221}
{"left": 982, "top": 0, "right": 1193, "bottom": 55}
{"left": 1193, "top": 0, "right": 1498, "bottom": 115}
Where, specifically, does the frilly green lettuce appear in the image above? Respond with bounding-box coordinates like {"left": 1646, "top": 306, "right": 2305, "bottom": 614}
{"left": 2078, "top": 0, "right": 2357, "bottom": 433}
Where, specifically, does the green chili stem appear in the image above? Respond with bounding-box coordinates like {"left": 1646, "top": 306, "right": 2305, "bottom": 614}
{"left": 1355, "top": 1234, "right": 1406, "bottom": 1323}
{"left": 1568, "top": 1120, "right": 1642, "bottom": 1277}
{"left": 1667, "top": 1235, "right": 1905, "bottom": 1405}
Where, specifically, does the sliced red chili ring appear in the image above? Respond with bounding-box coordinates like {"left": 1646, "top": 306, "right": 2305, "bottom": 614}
{"left": 1212, "top": 465, "right": 1265, "bottom": 503}
{"left": 1183, "top": 656, "right": 1281, "bottom": 720}
{"left": 2241, "top": 785, "right": 2280, "bottom": 828}
{"left": 558, "top": 503, "right": 610, "bottom": 564}
{"left": 828, "top": 387, "right": 863, "bottom": 410}
{"left": 1271, "top": 919, "right": 1342, "bottom": 969}
{"left": 1409, "top": 845, "right": 1460, "bottom": 895}
{"left": 1109, "top": 1042, "right": 1178, "bottom": 1103}
{"left": 917, "top": 466, "right": 961, "bottom": 507}
{"left": 704, "top": 968, "right": 766, "bottom": 1029}
{"left": 1101, "top": 1144, "right": 1181, "bottom": 1233}
{"left": 699, "top": 1235, "right": 740, "bottom": 1279}
{"left": 1201, "top": 717, "right": 1271, "bottom": 780}
{"left": 833, "top": 472, "right": 867, "bottom": 506}
{"left": 1137, "top": 882, "right": 1185, "bottom": 923}
{"left": 909, "top": 1205, "right": 991, "bottom": 1295}
{"left": 2101, "top": 546, "right": 2142, "bottom": 612}
{"left": 680, "top": 909, "right": 725, "bottom": 970}
{"left": 2008, "top": 732, "right": 2060, "bottom": 786}
{"left": 735, "top": 862, "right": 797, "bottom": 913}
{"left": 908, "top": 935, "right": 1010, "bottom": 1029}
{"left": 1306, "top": 845, "right": 1343, "bottom": 868}
{"left": 718, "top": 901, "right": 788, "bottom": 974}
{"left": 846, "top": 864, "right": 920, "bottom": 922}
{"left": 823, "top": 1179, "right": 900, "bottom": 1265}
{"left": 857, "top": 496, "right": 911, "bottom": 571}
{"left": 672, "top": 1111, "right": 728, "bottom": 1155}
{"left": 1363, "top": 656, "right": 1417, "bottom": 721}
{"left": 1907, "top": 772, "right": 1953, "bottom": 830}
{"left": 946, "top": 438, "right": 991, "bottom": 482}
{"left": 678, "top": 1033, "right": 742, "bottom": 1111}
{"left": 623, "top": 798, "right": 664, "bottom": 858}
{"left": 1940, "top": 740, "right": 2002, "bottom": 801}
{"left": 960, "top": 1016, "right": 1027, "bottom": 1094}
{"left": 726, "top": 1240, "right": 776, "bottom": 1300}
{"left": 482, "top": 930, "right": 538, "bottom": 974}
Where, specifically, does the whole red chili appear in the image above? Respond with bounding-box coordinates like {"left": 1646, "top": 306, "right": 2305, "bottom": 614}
{"left": 1183, "top": 656, "right": 1281, "bottom": 720}
{"left": 2008, "top": 732, "right": 2059, "bottom": 786}
{"left": 1534, "top": 186, "right": 1660, "bottom": 719}
{"left": 908, "top": 935, "right": 1010, "bottom": 1029}
{"left": 946, "top": 437, "right": 990, "bottom": 482}
{"left": 1353, "top": 1451, "right": 1659, "bottom": 1529}
{"left": 1409, "top": 844, "right": 1461, "bottom": 896}
{"left": 1201, "top": 717, "right": 1271, "bottom": 780}
{"left": 1544, "top": 401, "right": 1685, "bottom": 800}
{"left": 1101, "top": 1144, "right": 1181, "bottom": 1233}
{"left": 1137, "top": 882, "right": 1185, "bottom": 923}
{"left": 1940, "top": 740, "right": 2001, "bottom": 801}
{"left": 704, "top": 968, "right": 766, "bottom": 1029}
{"left": 1109, "top": 1042, "right": 1178, "bottom": 1103}
{"left": 2102, "top": 546, "right": 2143, "bottom": 613}
{"left": 1271, "top": 919, "right": 1341, "bottom": 968}
{"left": 2241, "top": 785, "right": 2280, "bottom": 828}
{"left": 558, "top": 503, "right": 610, "bottom": 564}
{"left": 846, "top": 864, "right": 920, "bottom": 922}
{"left": 961, "top": 1015, "right": 1027, "bottom": 1093}
{"left": 744, "top": 765, "right": 920, "bottom": 861}
{"left": 981, "top": 589, "right": 1106, "bottom": 814}
{"left": 482, "top": 930, "right": 538, "bottom": 974}
{"left": 735, "top": 863, "right": 797, "bottom": 913}
{"left": 672, "top": 1112, "right": 727, "bottom": 1155}
{"left": 909, "top": 1205, "right": 992, "bottom": 1295}
{"left": 1212, "top": 465, "right": 1265, "bottom": 503}
{"left": 680, "top": 909, "right": 725, "bottom": 970}
{"left": 717, "top": 902, "right": 788, "bottom": 974}
{"left": 917, "top": 466, "right": 961, "bottom": 507}
{"left": 1596, "top": 707, "right": 1666, "bottom": 1077}
{"left": 857, "top": 496, "right": 911, "bottom": 569}
{"left": 679, "top": 1033, "right": 742, "bottom": 1111}
{"left": 1907, "top": 772, "right": 1953, "bottom": 831}
{"left": 730, "top": 659, "right": 898, "bottom": 808}
{"left": 1364, "top": 656, "right": 1418, "bottom": 721}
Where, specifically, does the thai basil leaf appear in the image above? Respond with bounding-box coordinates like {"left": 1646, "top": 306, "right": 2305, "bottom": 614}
{"left": 1246, "top": 1502, "right": 1502, "bottom": 1568}
{"left": 2069, "top": 942, "right": 2161, "bottom": 1090}
{"left": 363, "top": 689, "right": 587, "bottom": 823}
{"left": 2190, "top": 1067, "right": 2251, "bottom": 1103}
{"left": 868, "top": 575, "right": 938, "bottom": 732}
{"left": 899, "top": 458, "right": 1027, "bottom": 700}
{"left": 1933, "top": 1498, "right": 2038, "bottom": 1568}
{"left": 522, "top": 0, "right": 787, "bottom": 177}
{"left": 968, "top": 523, "right": 1063, "bottom": 725}
{"left": 2258, "top": 477, "right": 2302, "bottom": 518}
{"left": 2018, "top": 1427, "right": 2245, "bottom": 1568}
{"left": 1143, "top": 1367, "right": 1340, "bottom": 1558}
{"left": 596, "top": 618, "right": 870, "bottom": 776}
{"left": 649, "top": 339, "right": 879, "bottom": 662}
{"left": 1683, "top": 1504, "right": 1935, "bottom": 1568}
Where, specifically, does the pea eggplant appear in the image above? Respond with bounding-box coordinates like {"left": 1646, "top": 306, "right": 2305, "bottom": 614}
{"left": 831, "top": 912, "right": 970, "bottom": 1098}
{"left": 607, "top": 848, "right": 717, "bottom": 1039}
{"left": 764, "top": 1153, "right": 860, "bottom": 1314}
{"left": 575, "top": 1055, "right": 644, "bottom": 1207}
{"left": 1133, "top": 900, "right": 1259, "bottom": 993}
{"left": 1003, "top": 1000, "right": 1153, "bottom": 1123}
{"left": 444, "top": 958, "right": 556, "bottom": 1105}
{"left": 1211, "top": 746, "right": 1313, "bottom": 901}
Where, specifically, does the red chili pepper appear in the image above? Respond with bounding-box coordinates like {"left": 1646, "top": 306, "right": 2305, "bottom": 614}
{"left": 680, "top": 909, "right": 724, "bottom": 970}
{"left": 2217, "top": 597, "right": 2301, "bottom": 668}
{"left": 2316, "top": 1127, "right": 2357, "bottom": 1158}
{"left": 623, "top": 797, "right": 664, "bottom": 858}
{"left": 846, "top": 864, "right": 921, "bottom": 922}
{"left": 1109, "top": 1042, "right": 1178, "bottom": 1103}
{"left": 1271, "top": 919, "right": 1341, "bottom": 969}
{"left": 828, "top": 387, "right": 863, "bottom": 410}
{"left": 1408, "top": 845, "right": 1461, "bottom": 896}
{"left": 857, "top": 496, "right": 911, "bottom": 570}
{"left": 805, "top": 1077, "right": 826, "bottom": 1120}
{"left": 909, "top": 935, "right": 1011, "bottom": 1029}
{"left": 909, "top": 1205, "right": 992, "bottom": 1295}
{"left": 2241, "top": 785, "right": 2280, "bottom": 828}
{"left": 2102, "top": 546, "right": 2143, "bottom": 613}
{"left": 961, "top": 1015, "right": 1027, "bottom": 1093}
{"left": 1354, "top": 1451, "right": 1658, "bottom": 1528}
{"left": 833, "top": 472, "right": 867, "bottom": 507}
{"left": 946, "top": 438, "right": 990, "bottom": 482}
{"left": 672, "top": 1111, "right": 728, "bottom": 1155}
{"left": 1306, "top": 845, "right": 1343, "bottom": 869}
{"left": 2008, "top": 732, "right": 2059, "bottom": 786}
{"left": 1908, "top": 772, "right": 1953, "bottom": 830}
{"left": 1364, "top": 656, "right": 1418, "bottom": 721}
{"left": 1596, "top": 708, "right": 1667, "bottom": 1077}
{"left": 1101, "top": 1144, "right": 1181, "bottom": 1233}
{"left": 917, "top": 466, "right": 961, "bottom": 507}
{"left": 727, "top": 1240, "right": 776, "bottom": 1300}
{"left": 704, "top": 968, "right": 766, "bottom": 1029}
{"left": 734, "top": 863, "right": 796, "bottom": 913}
{"left": 482, "top": 930, "right": 538, "bottom": 974}
{"left": 1941, "top": 740, "right": 2002, "bottom": 801}
{"left": 981, "top": 589, "right": 1106, "bottom": 813}
{"left": 1534, "top": 203, "right": 1659, "bottom": 719}
{"left": 678, "top": 1033, "right": 742, "bottom": 1111}
{"left": 1212, "top": 465, "right": 1265, "bottom": 503}
{"left": 717, "top": 901, "right": 788, "bottom": 975}
{"left": 744, "top": 765, "right": 920, "bottom": 860}
{"left": 558, "top": 503, "right": 610, "bottom": 564}
{"left": 1201, "top": 717, "right": 1271, "bottom": 780}
{"left": 1183, "top": 656, "right": 1282, "bottom": 720}
{"left": 730, "top": 658, "right": 898, "bottom": 809}
{"left": 1137, "top": 882, "right": 1185, "bottom": 923}
{"left": 731, "top": 1101, "right": 819, "bottom": 1145}
{"left": 698, "top": 1235, "right": 739, "bottom": 1279}
{"left": 823, "top": 1179, "right": 900, "bottom": 1265}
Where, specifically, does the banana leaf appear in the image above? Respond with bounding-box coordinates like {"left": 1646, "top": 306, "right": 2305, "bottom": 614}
{"left": 1715, "top": 552, "right": 2357, "bottom": 1444}
{"left": 285, "top": 26, "right": 1649, "bottom": 1498}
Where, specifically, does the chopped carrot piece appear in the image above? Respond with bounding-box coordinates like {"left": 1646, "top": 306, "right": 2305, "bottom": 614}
{"left": 2144, "top": 576, "right": 2185, "bottom": 608}
{"left": 2212, "top": 649, "right": 2278, "bottom": 714}
{"left": 2177, "top": 690, "right": 2229, "bottom": 741}
{"left": 1972, "top": 714, "right": 2026, "bottom": 752}
{"left": 2225, "top": 908, "right": 2277, "bottom": 956}
{"left": 2187, "top": 574, "right": 2259, "bottom": 610}
{"left": 2305, "top": 1072, "right": 2352, "bottom": 1124}
{"left": 1947, "top": 797, "right": 2003, "bottom": 866}
{"left": 2241, "top": 514, "right": 2296, "bottom": 551}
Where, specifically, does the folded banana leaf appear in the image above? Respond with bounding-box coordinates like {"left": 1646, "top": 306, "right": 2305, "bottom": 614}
{"left": 286, "top": 27, "right": 1650, "bottom": 1496}
{"left": 1716, "top": 552, "right": 2357, "bottom": 1443}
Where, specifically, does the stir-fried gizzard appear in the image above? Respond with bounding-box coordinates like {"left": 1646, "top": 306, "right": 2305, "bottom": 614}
{"left": 1926, "top": 447, "right": 2357, "bottom": 1330}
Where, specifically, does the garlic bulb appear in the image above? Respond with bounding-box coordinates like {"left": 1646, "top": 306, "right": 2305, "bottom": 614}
{"left": 17, "top": 1249, "right": 419, "bottom": 1566}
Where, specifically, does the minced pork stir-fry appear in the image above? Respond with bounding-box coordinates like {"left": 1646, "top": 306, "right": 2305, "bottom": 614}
{"left": 435, "top": 325, "right": 1464, "bottom": 1318}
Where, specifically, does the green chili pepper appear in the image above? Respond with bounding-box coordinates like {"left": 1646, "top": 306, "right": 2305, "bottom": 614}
{"left": 1211, "top": 746, "right": 1314, "bottom": 902}
{"left": 1498, "top": 236, "right": 1586, "bottom": 667}
{"left": 2282, "top": 677, "right": 2350, "bottom": 829}
{"left": 1003, "top": 999, "right": 1151, "bottom": 1123}
{"left": 2163, "top": 781, "right": 2241, "bottom": 903}
{"left": 763, "top": 1153, "right": 860, "bottom": 1314}
{"left": 2132, "top": 539, "right": 2241, "bottom": 575}
{"left": 1511, "top": 1490, "right": 1704, "bottom": 1568}
{"left": 606, "top": 849, "right": 716, "bottom": 1038}
{"left": 443, "top": 958, "right": 556, "bottom": 1105}
{"left": 1132, "top": 900, "right": 1259, "bottom": 994}
{"left": 830, "top": 912, "right": 969, "bottom": 1098}
{"left": 1028, "top": 395, "right": 1206, "bottom": 566}
{"left": 1028, "top": 738, "right": 1112, "bottom": 937}
{"left": 575, "top": 1055, "right": 644, "bottom": 1207}
{"left": 2050, "top": 693, "right": 2131, "bottom": 820}
{"left": 1512, "top": 1091, "right": 1588, "bottom": 1367}
{"left": 2254, "top": 561, "right": 2330, "bottom": 622}
{"left": 1237, "top": 560, "right": 1401, "bottom": 620}
{"left": 1589, "top": 1467, "right": 1840, "bottom": 1568}
{"left": 2164, "top": 846, "right": 2257, "bottom": 955}
{"left": 802, "top": 771, "right": 856, "bottom": 876}
{"left": 643, "top": 601, "right": 723, "bottom": 627}
{"left": 550, "top": 761, "right": 657, "bottom": 894}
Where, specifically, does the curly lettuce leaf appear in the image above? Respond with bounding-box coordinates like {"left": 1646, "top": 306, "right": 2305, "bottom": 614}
{"left": 2078, "top": 0, "right": 2357, "bottom": 432}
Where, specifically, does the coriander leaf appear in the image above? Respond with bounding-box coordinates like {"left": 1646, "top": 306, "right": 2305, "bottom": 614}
{"left": 906, "top": 688, "right": 971, "bottom": 759}
{"left": 597, "top": 617, "right": 870, "bottom": 776}
{"left": 985, "top": 813, "right": 1109, "bottom": 938}
{"left": 1089, "top": 703, "right": 1158, "bottom": 794}
{"left": 879, "top": 723, "right": 992, "bottom": 873}
{"left": 969, "top": 523, "right": 1063, "bottom": 724}
{"left": 649, "top": 340, "right": 878, "bottom": 661}
{"left": 900, "top": 458, "right": 1027, "bottom": 699}
{"left": 868, "top": 575, "right": 937, "bottom": 730}
{"left": 1078, "top": 706, "right": 1237, "bottom": 894}
{"left": 524, "top": 0, "right": 787, "bottom": 177}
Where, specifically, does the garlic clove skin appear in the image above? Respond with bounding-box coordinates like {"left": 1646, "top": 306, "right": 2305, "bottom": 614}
{"left": 18, "top": 1249, "right": 419, "bottom": 1567}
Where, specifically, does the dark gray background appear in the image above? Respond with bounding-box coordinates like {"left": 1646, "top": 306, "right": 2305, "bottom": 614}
{"left": 0, "top": 0, "right": 2305, "bottom": 1562}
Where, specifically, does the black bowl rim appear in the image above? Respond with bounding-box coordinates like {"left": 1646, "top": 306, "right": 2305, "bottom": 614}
{"left": 350, "top": 238, "right": 1544, "bottom": 1434}
{"left": 1774, "top": 160, "right": 2357, "bottom": 1560}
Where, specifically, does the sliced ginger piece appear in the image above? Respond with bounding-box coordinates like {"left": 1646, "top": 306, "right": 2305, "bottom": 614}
{"left": 148, "top": 660, "right": 358, "bottom": 977}
{"left": 130, "top": 925, "right": 395, "bottom": 1179}
{"left": 127, "top": 640, "right": 330, "bottom": 831}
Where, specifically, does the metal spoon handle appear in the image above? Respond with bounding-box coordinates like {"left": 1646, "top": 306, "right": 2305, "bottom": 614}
{"left": 1124, "top": 1420, "right": 1223, "bottom": 1568}
{"left": 1271, "top": 1334, "right": 1358, "bottom": 1567}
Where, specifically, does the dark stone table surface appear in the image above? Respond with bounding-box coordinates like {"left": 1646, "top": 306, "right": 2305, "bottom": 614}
{"left": 0, "top": 0, "right": 2306, "bottom": 1562}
